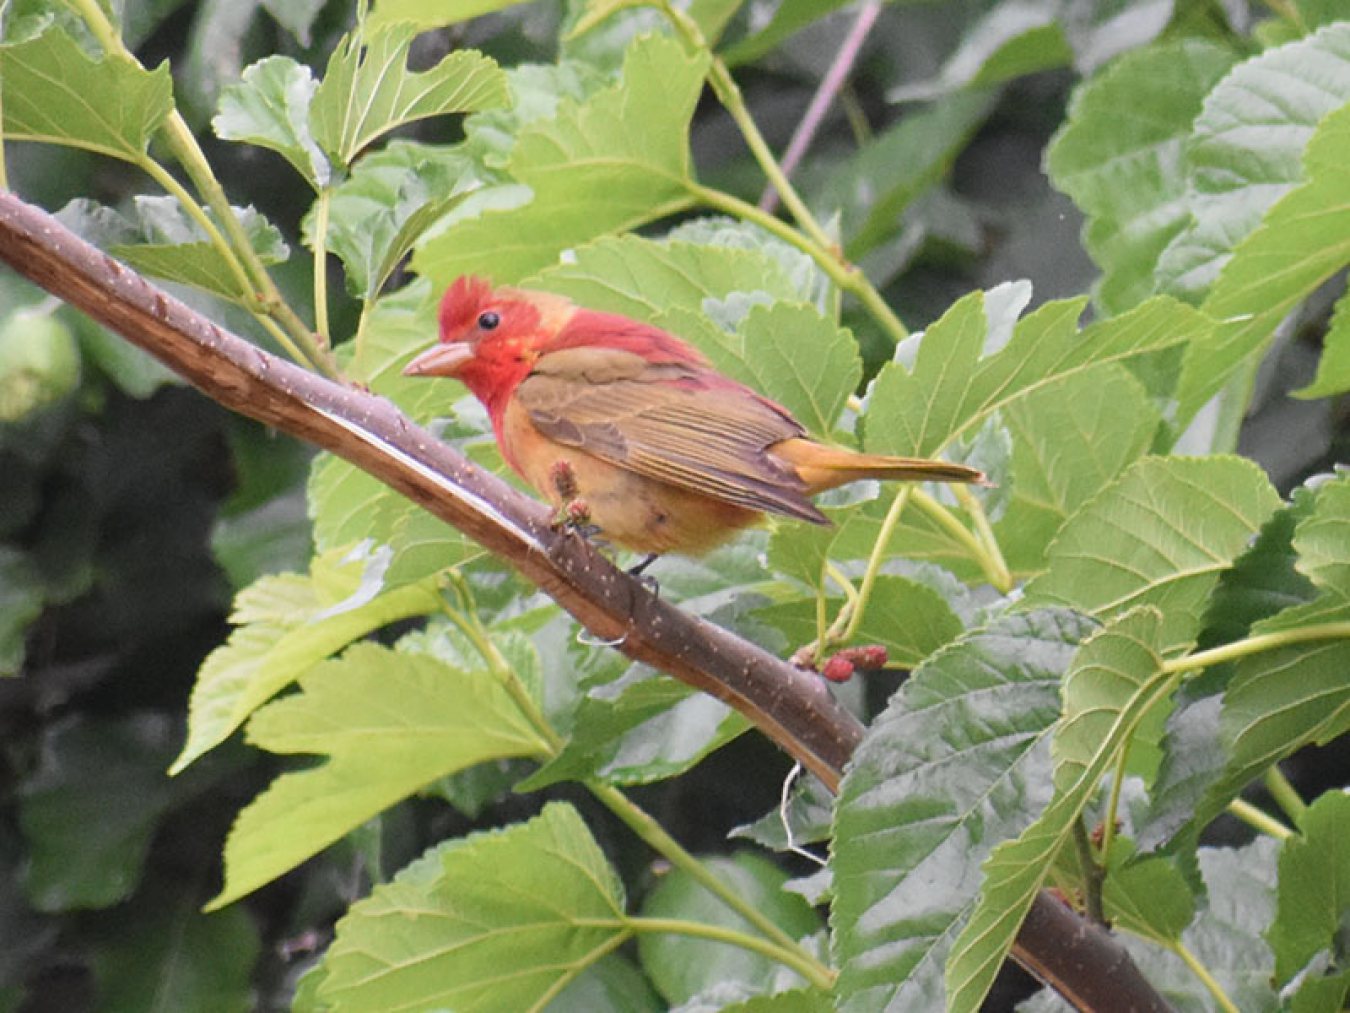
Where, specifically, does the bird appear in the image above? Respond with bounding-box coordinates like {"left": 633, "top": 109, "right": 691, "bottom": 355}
{"left": 403, "top": 275, "right": 984, "bottom": 561}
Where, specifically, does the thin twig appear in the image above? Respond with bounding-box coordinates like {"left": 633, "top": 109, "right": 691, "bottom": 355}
{"left": 760, "top": 0, "right": 883, "bottom": 213}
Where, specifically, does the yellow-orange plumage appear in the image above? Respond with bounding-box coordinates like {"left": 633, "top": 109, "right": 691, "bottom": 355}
{"left": 404, "top": 276, "right": 984, "bottom": 555}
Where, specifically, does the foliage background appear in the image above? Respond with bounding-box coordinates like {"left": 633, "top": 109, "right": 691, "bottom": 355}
{"left": 0, "top": 0, "right": 1346, "bottom": 1010}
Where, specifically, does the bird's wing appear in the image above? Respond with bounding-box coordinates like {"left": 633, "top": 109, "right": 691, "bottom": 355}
{"left": 516, "top": 346, "right": 827, "bottom": 523}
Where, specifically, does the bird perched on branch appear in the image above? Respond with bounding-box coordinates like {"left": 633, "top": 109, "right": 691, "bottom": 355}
{"left": 404, "top": 276, "right": 983, "bottom": 560}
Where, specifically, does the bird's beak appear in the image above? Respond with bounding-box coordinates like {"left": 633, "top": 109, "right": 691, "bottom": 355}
{"left": 403, "top": 342, "right": 473, "bottom": 377}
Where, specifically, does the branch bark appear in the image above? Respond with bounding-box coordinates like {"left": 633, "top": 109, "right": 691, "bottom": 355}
{"left": 0, "top": 191, "right": 1169, "bottom": 1013}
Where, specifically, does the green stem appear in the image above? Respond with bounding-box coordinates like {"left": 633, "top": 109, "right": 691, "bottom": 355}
{"left": 587, "top": 781, "right": 828, "bottom": 976}
{"left": 839, "top": 486, "right": 912, "bottom": 644}
{"left": 1226, "top": 799, "right": 1294, "bottom": 841}
{"left": 953, "top": 484, "right": 1011, "bottom": 593}
{"left": 661, "top": 0, "right": 909, "bottom": 345}
{"left": 807, "top": 560, "right": 860, "bottom": 661}
{"left": 438, "top": 584, "right": 830, "bottom": 984}
{"left": 814, "top": 578, "right": 830, "bottom": 653}
{"left": 691, "top": 183, "right": 907, "bottom": 344}
{"left": 658, "top": 1, "right": 833, "bottom": 254}
{"left": 823, "top": 561, "right": 860, "bottom": 613}
{"left": 908, "top": 488, "right": 1007, "bottom": 586}
{"left": 70, "top": 0, "right": 340, "bottom": 379}
{"left": 1161, "top": 623, "right": 1350, "bottom": 676}
{"left": 438, "top": 581, "right": 564, "bottom": 755}
{"left": 690, "top": 183, "right": 849, "bottom": 284}
{"left": 1171, "top": 940, "right": 1240, "bottom": 1013}
{"left": 1071, "top": 820, "right": 1105, "bottom": 926}
{"left": 625, "top": 916, "right": 833, "bottom": 989}
{"left": 531, "top": 932, "right": 633, "bottom": 1012}
{"left": 137, "top": 157, "right": 266, "bottom": 310}
{"left": 1099, "top": 739, "right": 1130, "bottom": 863}
{"left": 311, "top": 187, "right": 333, "bottom": 345}
{"left": 0, "top": 78, "right": 9, "bottom": 192}
{"left": 141, "top": 158, "right": 318, "bottom": 369}
{"left": 159, "top": 112, "right": 338, "bottom": 376}
{"left": 1263, "top": 766, "right": 1306, "bottom": 825}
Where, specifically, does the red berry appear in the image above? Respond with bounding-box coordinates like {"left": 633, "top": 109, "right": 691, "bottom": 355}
{"left": 820, "top": 655, "right": 855, "bottom": 683}
{"left": 841, "top": 644, "right": 888, "bottom": 669}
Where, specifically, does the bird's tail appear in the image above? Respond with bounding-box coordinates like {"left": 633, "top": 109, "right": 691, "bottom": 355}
{"left": 774, "top": 438, "right": 986, "bottom": 492}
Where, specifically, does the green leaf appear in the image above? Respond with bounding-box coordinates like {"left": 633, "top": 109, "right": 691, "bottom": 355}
{"left": 1198, "top": 482, "right": 1322, "bottom": 649}
{"left": 1157, "top": 22, "right": 1350, "bottom": 303}
{"left": 815, "top": 90, "right": 996, "bottom": 259}
{"left": 367, "top": 0, "right": 522, "bottom": 32}
{"left": 1141, "top": 487, "right": 1324, "bottom": 853}
{"left": 310, "top": 22, "right": 508, "bottom": 167}
{"left": 213, "top": 54, "right": 329, "bottom": 188}
{"left": 171, "top": 551, "right": 441, "bottom": 774}
{"left": 994, "top": 363, "right": 1160, "bottom": 577}
{"left": 720, "top": 0, "right": 851, "bottom": 66}
{"left": 1298, "top": 281, "right": 1350, "bottom": 399}
{"left": 547, "top": 955, "right": 663, "bottom": 1013}
{"left": 1054, "top": 606, "right": 1169, "bottom": 795}
{"left": 1046, "top": 39, "right": 1239, "bottom": 314}
{"left": 888, "top": 2, "right": 1071, "bottom": 103}
{"left": 764, "top": 505, "right": 850, "bottom": 590}
{"left": 462, "top": 60, "right": 610, "bottom": 172}
{"left": 307, "top": 288, "right": 490, "bottom": 587}
{"left": 259, "top": 0, "right": 324, "bottom": 45}
{"left": 1108, "top": 839, "right": 1280, "bottom": 1011}
{"left": 0, "top": 27, "right": 172, "bottom": 161}
{"left": 310, "top": 141, "right": 481, "bottom": 301}
{"left": 946, "top": 606, "right": 1169, "bottom": 1012}
{"left": 211, "top": 493, "right": 313, "bottom": 591}
{"left": 755, "top": 575, "right": 964, "bottom": 668}
{"left": 109, "top": 197, "right": 288, "bottom": 304}
{"left": 1291, "top": 470, "right": 1350, "bottom": 600}
{"left": 824, "top": 495, "right": 986, "bottom": 584}
{"left": 318, "top": 803, "right": 627, "bottom": 1010}
{"left": 89, "top": 894, "right": 259, "bottom": 1012}
{"left": 1101, "top": 846, "right": 1196, "bottom": 946}
{"left": 1206, "top": 596, "right": 1350, "bottom": 832}
{"left": 1178, "top": 98, "right": 1350, "bottom": 426}
{"left": 0, "top": 546, "right": 43, "bottom": 676}
{"left": 414, "top": 34, "right": 709, "bottom": 285}
{"left": 308, "top": 449, "right": 488, "bottom": 591}
{"left": 1023, "top": 455, "right": 1281, "bottom": 652}
{"left": 1270, "top": 791, "right": 1350, "bottom": 1005}
{"left": 665, "top": 216, "right": 829, "bottom": 306}
{"left": 532, "top": 230, "right": 806, "bottom": 321}
{"left": 833, "top": 609, "right": 1093, "bottom": 1011}
{"left": 18, "top": 715, "right": 204, "bottom": 911}
{"left": 209, "top": 643, "right": 547, "bottom": 908}
{"left": 519, "top": 669, "right": 749, "bottom": 789}
{"left": 715, "top": 987, "right": 834, "bottom": 1012}
{"left": 731, "top": 772, "right": 833, "bottom": 852}
{"left": 637, "top": 852, "right": 820, "bottom": 1005}
{"left": 864, "top": 287, "right": 1209, "bottom": 459}
{"left": 672, "top": 301, "right": 861, "bottom": 437}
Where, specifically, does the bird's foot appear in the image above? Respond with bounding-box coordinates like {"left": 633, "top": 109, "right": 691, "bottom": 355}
{"left": 626, "top": 552, "right": 662, "bottom": 596}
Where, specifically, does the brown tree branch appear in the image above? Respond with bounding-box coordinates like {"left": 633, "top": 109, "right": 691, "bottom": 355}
{"left": 0, "top": 191, "right": 1169, "bottom": 1013}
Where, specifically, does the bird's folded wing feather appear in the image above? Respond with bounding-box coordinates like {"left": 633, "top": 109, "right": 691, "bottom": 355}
{"left": 517, "top": 346, "right": 827, "bottom": 523}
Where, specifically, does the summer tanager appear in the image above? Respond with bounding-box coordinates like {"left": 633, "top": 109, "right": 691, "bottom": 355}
{"left": 404, "top": 276, "right": 984, "bottom": 557}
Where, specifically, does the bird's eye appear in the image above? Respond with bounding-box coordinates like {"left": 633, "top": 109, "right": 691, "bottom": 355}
{"left": 477, "top": 311, "right": 501, "bottom": 331}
